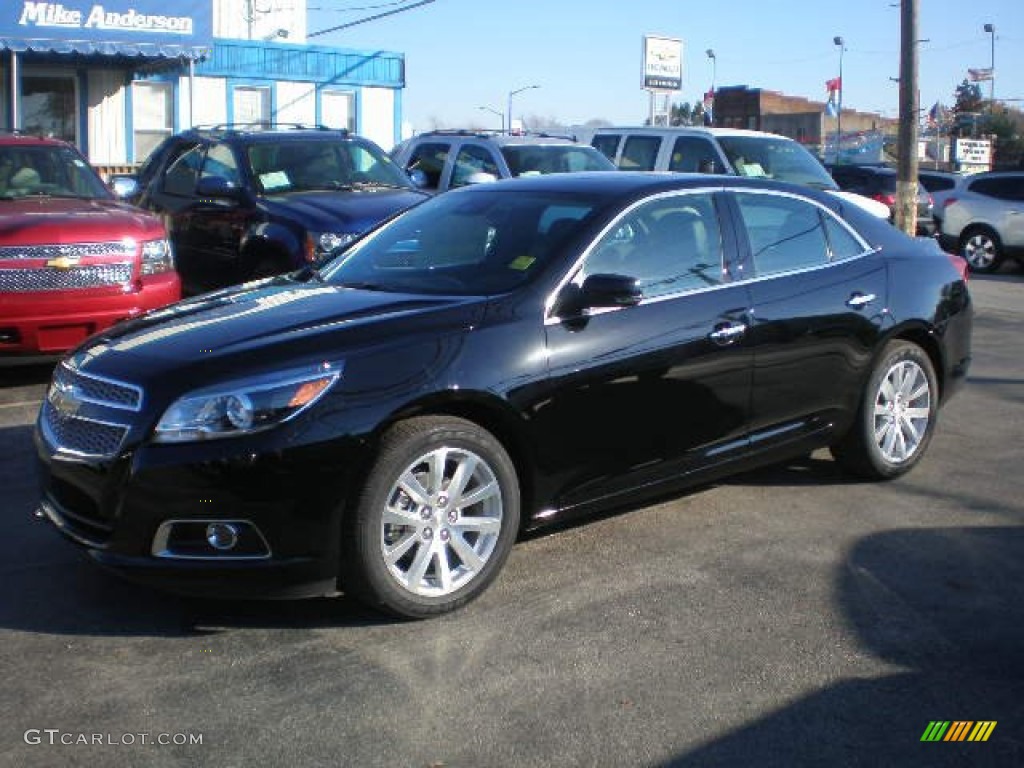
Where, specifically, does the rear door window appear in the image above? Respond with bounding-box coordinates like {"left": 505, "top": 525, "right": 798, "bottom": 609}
{"left": 668, "top": 137, "right": 721, "bottom": 173}
{"left": 591, "top": 134, "right": 621, "bottom": 162}
{"left": 618, "top": 136, "right": 661, "bottom": 171}
{"left": 734, "top": 192, "right": 831, "bottom": 276}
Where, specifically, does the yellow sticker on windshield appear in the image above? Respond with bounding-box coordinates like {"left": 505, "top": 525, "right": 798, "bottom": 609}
{"left": 508, "top": 255, "right": 536, "bottom": 271}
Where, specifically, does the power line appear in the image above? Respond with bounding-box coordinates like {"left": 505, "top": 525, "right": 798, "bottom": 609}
{"left": 308, "top": 0, "right": 418, "bottom": 12}
{"left": 308, "top": 0, "right": 435, "bottom": 37}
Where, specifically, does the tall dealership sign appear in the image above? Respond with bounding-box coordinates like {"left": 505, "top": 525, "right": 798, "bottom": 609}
{"left": 642, "top": 35, "right": 682, "bottom": 126}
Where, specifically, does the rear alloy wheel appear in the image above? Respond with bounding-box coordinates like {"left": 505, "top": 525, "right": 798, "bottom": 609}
{"left": 959, "top": 226, "right": 1003, "bottom": 274}
{"left": 341, "top": 416, "right": 519, "bottom": 618}
{"left": 831, "top": 341, "right": 938, "bottom": 479}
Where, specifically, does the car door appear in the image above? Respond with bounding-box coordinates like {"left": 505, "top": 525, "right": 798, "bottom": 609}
{"left": 727, "top": 189, "right": 889, "bottom": 446}
{"left": 536, "top": 189, "right": 753, "bottom": 510}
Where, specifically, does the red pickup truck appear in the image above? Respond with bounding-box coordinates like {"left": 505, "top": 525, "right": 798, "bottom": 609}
{"left": 1, "top": 133, "right": 180, "bottom": 359}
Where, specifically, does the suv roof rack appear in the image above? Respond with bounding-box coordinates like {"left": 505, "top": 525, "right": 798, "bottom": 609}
{"left": 417, "top": 129, "right": 578, "bottom": 142}
{"left": 184, "top": 123, "right": 348, "bottom": 137}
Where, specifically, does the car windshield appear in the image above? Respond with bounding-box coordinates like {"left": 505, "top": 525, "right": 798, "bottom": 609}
{"left": 319, "top": 188, "right": 602, "bottom": 295}
{"left": 0, "top": 145, "right": 111, "bottom": 200}
{"left": 247, "top": 139, "right": 413, "bottom": 194}
{"left": 501, "top": 145, "right": 615, "bottom": 176}
{"left": 717, "top": 136, "right": 838, "bottom": 190}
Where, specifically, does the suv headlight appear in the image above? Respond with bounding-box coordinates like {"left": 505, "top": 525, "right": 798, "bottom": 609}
{"left": 140, "top": 238, "right": 174, "bottom": 275}
{"left": 306, "top": 231, "right": 358, "bottom": 263}
{"left": 153, "top": 364, "right": 341, "bottom": 443}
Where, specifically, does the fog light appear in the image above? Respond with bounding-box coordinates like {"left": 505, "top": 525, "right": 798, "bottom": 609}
{"left": 206, "top": 523, "right": 239, "bottom": 551}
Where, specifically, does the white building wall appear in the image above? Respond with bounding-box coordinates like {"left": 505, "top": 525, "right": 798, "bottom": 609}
{"left": 360, "top": 87, "right": 396, "bottom": 150}
{"left": 275, "top": 81, "right": 316, "bottom": 126}
{"left": 186, "top": 77, "right": 228, "bottom": 128}
{"left": 86, "top": 70, "right": 127, "bottom": 164}
{"left": 213, "top": 0, "right": 306, "bottom": 43}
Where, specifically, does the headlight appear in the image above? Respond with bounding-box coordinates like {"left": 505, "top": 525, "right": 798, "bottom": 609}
{"left": 306, "top": 231, "right": 358, "bottom": 263}
{"left": 140, "top": 238, "right": 174, "bottom": 275}
{"left": 153, "top": 364, "right": 341, "bottom": 443}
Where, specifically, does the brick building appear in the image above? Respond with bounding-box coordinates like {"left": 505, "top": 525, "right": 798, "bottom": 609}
{"left": 712, "top": 85, "right": 896, "bottom": 154}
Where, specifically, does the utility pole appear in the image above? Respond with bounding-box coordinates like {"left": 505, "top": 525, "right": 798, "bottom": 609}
{"left": 895, "top": 0, "right": 919, "bottom": 235}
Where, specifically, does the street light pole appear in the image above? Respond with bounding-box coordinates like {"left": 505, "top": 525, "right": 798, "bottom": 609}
{"left": 507, "top": 85, "right": 540, "bottom": 134}
{"left": 706, "top": 49, "right": 716, "bottom": 126}
{"left": 478, "top": 106, "right": 505, "bottom": 133}
{"left": 833, "top": 36, "right": 845, "bottom": 162}
{"left": 984, "top": 23, "right": 996, "bottom": 110}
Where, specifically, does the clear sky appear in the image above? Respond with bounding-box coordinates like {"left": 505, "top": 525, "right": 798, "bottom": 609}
{"left": 307, "top": 0, "right": 1023, "bottom": 133}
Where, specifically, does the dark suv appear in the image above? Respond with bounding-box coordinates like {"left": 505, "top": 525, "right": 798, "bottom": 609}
{"left": 116, "top": 125, "right": 428, "bottom": 295}
{"left": 828, "top": 164, "right": 934, "bottom": 236}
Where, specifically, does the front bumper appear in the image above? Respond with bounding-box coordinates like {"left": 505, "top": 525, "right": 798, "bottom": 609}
{"left": 34, "top": 425, "right": 365, "bottom": 599}
{"left": 1, "top": 273, "right": 181, "bottom": 356}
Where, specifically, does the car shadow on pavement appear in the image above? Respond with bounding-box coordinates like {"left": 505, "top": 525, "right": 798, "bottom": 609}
{"left": 1, "top": 423, "right": 401, "bottom": 636}
{"left": 659, "top": 525, "right": 1024, "bottom": 767}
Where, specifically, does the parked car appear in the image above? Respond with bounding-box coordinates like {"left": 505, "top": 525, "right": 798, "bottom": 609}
{"left": 587, "top": 126, "right": 892, "bottom": 220}
{"left": 114, "top": 124, "right": 428, "bottom": 295}
{"left": 918, "top": 169, "right": 963, "bottom": 230}
{"left": 389, "top": 130, "right": 616, "bottom": 194}
{"left": 937, "top": 170, "right": 1024, "bottom": 273}
{"left": 35, "top": 172, "right": 972, "bottom": 618}
{"left": 827, "top": 164, "right": 934, "bottom": 236}
{"left": 0, "top": 133, "right": 179, "bottom": 360}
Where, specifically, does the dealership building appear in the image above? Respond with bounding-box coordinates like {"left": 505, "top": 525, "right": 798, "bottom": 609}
{"left": 0, "top": 1, "right": 406, "bottom": 173}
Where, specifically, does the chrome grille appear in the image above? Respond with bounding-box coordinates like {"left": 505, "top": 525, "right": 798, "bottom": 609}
{"left": 41, "top": 402, "right": 129, "bottom": 459}
{"left": 0, "top": 263, "right": 133, "bottom": 292}
{"left": 0, "top": 242, "right": 136, "bottom": 260}
{"left": 52, "top": 363, "right": 143, "bottom": 411}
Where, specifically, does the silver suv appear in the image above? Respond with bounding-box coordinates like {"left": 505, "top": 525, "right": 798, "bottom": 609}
{"left": 390, "top": 130, "right": 615, "bottom": 194}
{"left": 938, "top": 171, "right": 1024, "bottom": 273}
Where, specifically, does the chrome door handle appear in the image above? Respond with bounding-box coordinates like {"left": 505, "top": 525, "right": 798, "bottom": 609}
{"left": 846, "top": 292, "right": 876, "bottom": 308}
{"left": 709, "top": 323, "right": 746, "bottom": 343}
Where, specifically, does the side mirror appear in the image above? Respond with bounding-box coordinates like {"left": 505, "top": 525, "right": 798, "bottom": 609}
{"left": 553, "top": 273, "right": 642, "bottom": 317}
{"left": 196, "top": 176, "right": 242, "bottom": 200}
{"left": 109, "top": 174, "right": 139, "bottom": 200}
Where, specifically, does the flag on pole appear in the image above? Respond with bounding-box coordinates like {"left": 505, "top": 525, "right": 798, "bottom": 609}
{"left": 703, "top": 89, "right": 714, "bottom": 125}
{"left": 825, "top": 77, "right": 841, "bottom": 117}
{"left": 968, "top": 67, "right": 993, "bottom": 82}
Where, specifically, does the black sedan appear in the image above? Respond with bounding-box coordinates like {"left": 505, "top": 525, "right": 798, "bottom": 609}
{"left": 34, "top": 173, "right": 973, "bottom": 619}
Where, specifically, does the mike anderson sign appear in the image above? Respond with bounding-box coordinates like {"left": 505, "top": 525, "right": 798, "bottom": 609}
{"left": 4, "top": 1, "right": 211, "bottom": 45}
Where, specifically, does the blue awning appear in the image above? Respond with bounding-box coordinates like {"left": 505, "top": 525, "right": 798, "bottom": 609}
{"left": 1, "top": 37, "right": 209, "bottom": 59}
{"left": 2, "top": 37, "right": 209, "bottom": 59}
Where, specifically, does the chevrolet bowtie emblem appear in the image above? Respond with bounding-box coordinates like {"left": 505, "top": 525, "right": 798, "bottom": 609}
{"left": 46, "top": 255, "right": 79, "bottom": 269}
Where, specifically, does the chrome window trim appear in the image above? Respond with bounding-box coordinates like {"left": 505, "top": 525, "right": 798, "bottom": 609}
{"left": 544, "top": 187, "right": 730, "bottom": 325}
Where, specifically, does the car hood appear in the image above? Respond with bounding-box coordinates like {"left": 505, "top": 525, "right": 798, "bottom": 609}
{"left": 827, "top": 190, "right": 891, "bottom": 219}
{"left": 68, "top": 277, "right": 485, "bottom": 386}
{"left": 262, "top": 188, "right": 428, "bottom": 233}
{"left": 0, "top": 197, "right": 163, "bottom": 244}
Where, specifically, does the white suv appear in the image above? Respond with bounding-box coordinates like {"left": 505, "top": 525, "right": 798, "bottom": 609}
{"left": 938, "top": 171, "right": 1024, "bottom": 273}
{"left": 587, "top": 126, "right": 890, "bottom": 220}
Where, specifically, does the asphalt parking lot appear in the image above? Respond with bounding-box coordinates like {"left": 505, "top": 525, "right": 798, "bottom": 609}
{"left": 1, "top": 270, "right": 1022, "bottom": 768}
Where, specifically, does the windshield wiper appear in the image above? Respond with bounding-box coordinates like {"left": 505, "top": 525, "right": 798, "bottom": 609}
{"left": 337, "top": 280, "right": 386, "bottom": 291}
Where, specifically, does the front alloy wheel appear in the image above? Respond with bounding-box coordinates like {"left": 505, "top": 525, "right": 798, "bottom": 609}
{"left": 342, "top": 416, "right": 519, "bottom": 618}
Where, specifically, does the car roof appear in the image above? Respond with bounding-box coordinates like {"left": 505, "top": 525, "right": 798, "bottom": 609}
{"left": 592, "top": 126, "right": 796, "bottom": 141}
{"left": 407, "top": 130, "right": 581, "bottom": 146}
{"left": 176, "top": 125, "right": 357, "bottom": 144}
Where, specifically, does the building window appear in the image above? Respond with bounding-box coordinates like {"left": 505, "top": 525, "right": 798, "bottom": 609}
{"left": 233, "top": 86, "right": 271, "bottom": 128}
{"left": 22, "top": 73, "right": 77, "bottom": 143}
{"left": 321, "top": 90, "right": 355, "bottom": 132}
{"left": 133, "top": 81, "right": 173, "bottom": 163}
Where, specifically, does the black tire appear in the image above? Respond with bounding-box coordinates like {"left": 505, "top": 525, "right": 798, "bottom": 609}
{"left": 340, "top": 416, "right": 520, "bottom": 619}
{"left": 959, "top": 226, "right": 1004, "bottom": 274}
{"left": 249, "top": 254, "right": 289, "bottom": 282}
{"left": 831, "top": 341, "right": 939, "bottom": 480}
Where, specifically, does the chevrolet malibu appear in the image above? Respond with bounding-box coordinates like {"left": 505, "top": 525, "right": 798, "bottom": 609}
{"left": 34, "top": 173, "right": 972, "bottom": 618}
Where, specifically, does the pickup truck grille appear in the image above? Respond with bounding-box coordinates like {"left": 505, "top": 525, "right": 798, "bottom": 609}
{"left": 0, "top": 242, "right": 136, "bottom": 292}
